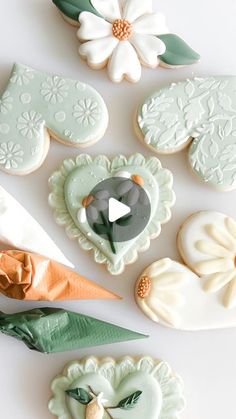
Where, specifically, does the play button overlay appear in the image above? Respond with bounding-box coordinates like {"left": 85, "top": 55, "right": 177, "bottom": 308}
{"left": 86, "top": 177, "right": 151, "bottom": 243}
{"left": 108, "top": 198, "right": 131, "bottom": 222}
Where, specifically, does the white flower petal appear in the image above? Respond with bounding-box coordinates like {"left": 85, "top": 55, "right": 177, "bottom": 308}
{"left": 115, "top": 171, "right": 131, "bottom": 178}
{"left": 195, "top": 258, "right": 235, "bottom": 275}
{"left": 204, "top": 270, "right": 236, "bottom": 293}
{"left": 131, "top": 34, "right": 166, "bottom": 67}
{"left": 133, "top": 13, "right": 169, "bottom": 35}
{"left": 152, "top": 272, "right": 186, "bottom": 289}
{"left": 77, "top": 208, "right": 87, "bottom": 224}
{"left": 205, "top": 223, "right": 236, "bottom": 252}
{"left": 108, "top": 41, "right": 141, "bottom": 83}
{"left": 154, "top": 290, "right": 185, "bottom": 307}
{"left": 144, "top": 258, "right": 172, "bottom": 278}
{"left": 123, "top": 0, "right": 152, "bottom": 22}
{"left": 79, "top": 37, "right": 118, "bottom": 66}
{"left": 225, "top": 217, "right": 236, "bottom": 241}
{"left": 195, "top": 240, "right": 234, "bottom": 259}
{"left": 91, "top": 0, "right": 121, "bottom": 22}
{"left": 224, "top": 276, "right": 236, "bottom": 309}
{"left": 78, "top": 12, "right": 112, "bottom": 41}
{"left": 149, "top": 297, "right": 180, "bottom": 327}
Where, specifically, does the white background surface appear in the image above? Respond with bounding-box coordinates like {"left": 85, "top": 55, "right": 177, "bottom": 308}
{"left": 0, "top": 0, "right": 236, "bottom": 418}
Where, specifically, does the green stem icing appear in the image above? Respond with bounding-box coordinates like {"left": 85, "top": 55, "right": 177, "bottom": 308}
{"left": 94, "top": 211, "right": 116, "bottom": 255}
{"left": 52, "top": 0, "right": 100, "bottom": 22}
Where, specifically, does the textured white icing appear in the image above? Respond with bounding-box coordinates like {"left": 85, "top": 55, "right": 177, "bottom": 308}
{"left": 49, "top": 356, "right": 185, "bottom": 419}
{"left": 0, "top": 185, "right": 73, "bottom": 267}
{"left": 135, "top": 258, "right": 236, "bottom": 330}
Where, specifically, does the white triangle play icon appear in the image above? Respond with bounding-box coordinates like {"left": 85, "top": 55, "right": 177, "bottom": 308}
{"left": 108, "top": 198, "right": 131, "bottom": 223}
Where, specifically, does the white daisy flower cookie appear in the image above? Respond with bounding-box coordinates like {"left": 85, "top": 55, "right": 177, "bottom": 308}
{"left": 52, "top": 0, "right": 200, "bottom": 83}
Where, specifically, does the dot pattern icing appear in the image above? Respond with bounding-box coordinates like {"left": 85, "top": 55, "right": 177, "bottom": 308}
{"left": 49, "top": 356, "right": 186, "bottom": 419}
{"left": 137, "top": 76, "right": 236, "bottom": 191}
{"left": 48, "top": 153, "right": 175, "bottom": 275}
{"left": 0, "top": 63, "right": 108, "bottom": 175}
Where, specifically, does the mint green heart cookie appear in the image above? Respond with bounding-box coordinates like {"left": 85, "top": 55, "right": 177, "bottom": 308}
{"left": 48, "top": 153, "right": 175, "bottom": 275}
{"left": 49, "top": 356, "right": 186, "bottom": 419}
{"left": 0, "top": 63, "right": 108, "bottom": 175}
{"left": 136, "top": 76, "right": 236, "bottom": 191}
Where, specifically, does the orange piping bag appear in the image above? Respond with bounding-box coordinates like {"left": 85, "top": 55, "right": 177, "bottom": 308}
{"left": 0, "top": 250, "right": 121, "bottom": 301}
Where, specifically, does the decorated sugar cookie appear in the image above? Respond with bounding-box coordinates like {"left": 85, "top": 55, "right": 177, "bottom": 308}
{"left": 0, "top": 308, "right": 147, "bottom": 353}
{"left": 0, "top": 250, "right": 121, "bottom": 301}
{"left": 0, "top": 63, "right": 108, "bottom": 175}
{"left": 49, "top": 356, "right": 185, "bottom": 419}
{"left": 52, "top": 0, "right": 200, "bottom": 83}
{"left": 0, "top": 185, "right": 72, "bottom": 267}
{"left": 135, "top": 211, "right": 236, "bottom": 330}
{"left": 136, "top": 76, "right": 236, "bottom": 191}
{"left": 49, "top": 153, "right": 175, "bottom": 275}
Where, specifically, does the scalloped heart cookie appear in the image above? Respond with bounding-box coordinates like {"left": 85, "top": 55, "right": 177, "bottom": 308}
{"left": 49, "top": 356, "right": 185, "bottom": 419}
{"left": 136, "top": 76, "right": 236, "bottom": 191}
{"left": 49, "top": 153, "right": 175, "bottom": 275}
{"left": 0, "top": 63, "right": 108, "bottom": 175}
{"left": 135, "top": 211, "right": 236, "bottom": 330}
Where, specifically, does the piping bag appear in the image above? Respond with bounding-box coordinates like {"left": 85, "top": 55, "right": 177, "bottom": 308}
{"left": 0, "top": 250, "right": 120, "bottom": 301}
{"left": 0, "top": 308, "right": 148, "bottom": 353}
{"left": 0, "top": 185, "right": 73, "bottom": 267}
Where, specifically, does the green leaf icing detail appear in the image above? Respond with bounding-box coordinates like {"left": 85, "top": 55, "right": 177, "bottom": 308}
{"left": 116, "top": 214, "right": 133, "bottom": 227}
{"left": 52, "top": 0, "right": 100, "bottom": 21}
{"left": 116, "top": 391, "right": 142, "bottom": 410}
{"left": 66, "top": 388, "right": 92, "bottom": 405}
{"left": 158, "top": 34, "right": 200, "bottom": 66}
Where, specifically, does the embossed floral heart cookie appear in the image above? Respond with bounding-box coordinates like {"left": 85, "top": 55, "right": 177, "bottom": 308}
{"left": 49, "top": 356, "right": 186, "bottom": 419}
{"left": 49, "top": 153, "right": 175, "bottom": 275}
{"left": 52, "top": 0, "right": 200, "bottom": 83}
{"left": 136, "top": 76, "right": 236, "bottom": 191}
{"left": 0, "top": 63, "right": 108, "bottom": 175}
{"left": 135, "top": 211, "right": 236, "bottom": 330}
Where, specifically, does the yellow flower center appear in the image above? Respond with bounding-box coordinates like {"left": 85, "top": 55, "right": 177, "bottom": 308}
{"left": 137, "top": 276, "right": 152, "bottom": 298}
{"left": 112, "top": 19, "right": 133, "bottom": 41}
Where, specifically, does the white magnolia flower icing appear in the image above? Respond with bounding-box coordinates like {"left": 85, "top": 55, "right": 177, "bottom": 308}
{"left": 136, "top": 258, "right": 186, "bottom": 327}
{"left": 178, "top": 211, "right": 236, "bottom": 310}
{"left": 194, "top": 217, "right": 236, "bottom": 309}
{"left": 77, "top": 0, "right": 168, "bottom": 82}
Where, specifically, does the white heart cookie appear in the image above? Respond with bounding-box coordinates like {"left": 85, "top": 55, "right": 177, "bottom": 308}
{"left": 49, "top": 356, "right": 185, "bottom": 419}
{"left": 135, "top": 211, "right": 236, "bottom": 330}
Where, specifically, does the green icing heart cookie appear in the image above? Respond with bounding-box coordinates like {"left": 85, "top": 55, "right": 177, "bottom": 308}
{"left": 136, "top": 76, "right": 236, "bottom": 191}
{"left": 48, "top": 153, "right": 175, "bottom": 275}
{"left": 49, "top": 356, "right": 186, "bottom": 419}
{"left": 0, "top": 63, "right": 108, "bottom": 175}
